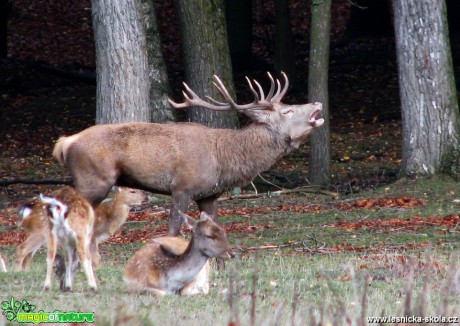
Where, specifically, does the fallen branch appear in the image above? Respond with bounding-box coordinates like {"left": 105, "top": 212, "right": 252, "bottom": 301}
{"left": 238, "top": 236, "right": 329, "bottom": 253}
{"left": 0, "top": 178, "right": 73, "bottom": 187}
{"left": 219, "top": 186, "right": 338, "bottom": 201}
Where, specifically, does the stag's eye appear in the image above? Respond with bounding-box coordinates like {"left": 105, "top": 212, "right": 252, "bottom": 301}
{"left": 206, "top": 235, "right": 217, "bottom": 240}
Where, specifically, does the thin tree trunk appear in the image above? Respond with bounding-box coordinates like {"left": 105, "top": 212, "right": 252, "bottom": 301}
{"left": 176, "top": 0, "right": 238, "bottom": 128}
{"left": 393, "top": 0, "right": 460, "bottom": 177}
{"left": 92, "top": 0, "right": 151, "bottom": 124}
{"left": 140, "top": 0, "right": 175, "bottom": 123}
{"left": 308, "top": 0, "right": 331, "bottom": 187}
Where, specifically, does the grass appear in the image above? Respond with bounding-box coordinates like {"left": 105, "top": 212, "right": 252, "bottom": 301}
{"left": 0, "top": 176, "right": 459, "bottom": 325}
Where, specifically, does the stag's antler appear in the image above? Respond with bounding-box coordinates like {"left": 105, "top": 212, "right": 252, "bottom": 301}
{"left": 168, "top": 72, "right": 289, "bottom": 111}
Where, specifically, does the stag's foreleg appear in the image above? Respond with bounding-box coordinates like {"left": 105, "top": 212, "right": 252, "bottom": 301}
{"left": 168, "top": 192, "right": 192, "bottom": 236}
{"left": 196, "top": 196, "right": 219, "bottom": 223}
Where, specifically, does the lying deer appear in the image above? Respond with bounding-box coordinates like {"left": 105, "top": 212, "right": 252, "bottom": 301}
{"left": 124, "top": 211, "right": 231, "bottom": 295}
{"left": 52, "top": 72, "right": 324, "bottom": 235}
{"left": 91, "top": 187, "right": 145, "bottom": 268}
{"left": 16, "top": 187, "right": 144, "bottom": 270}
{"left": 18, "top": 186, "right": 97, "bottom": 291}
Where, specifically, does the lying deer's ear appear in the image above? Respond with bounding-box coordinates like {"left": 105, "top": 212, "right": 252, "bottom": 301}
{"left": 199, "top": 211, "right": 213, "bottom": 222}
{"left": 178, "top": 211, "right": 197, "bottom": 230}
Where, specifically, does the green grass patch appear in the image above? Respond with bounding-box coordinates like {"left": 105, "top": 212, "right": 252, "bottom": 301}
{"left": 1, "top": 176, "right": 459, "bottom": 324}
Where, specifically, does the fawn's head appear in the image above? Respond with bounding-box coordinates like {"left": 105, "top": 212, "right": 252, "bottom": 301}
{"left": 180, "top": 211, "right": 232, "bottom": 259}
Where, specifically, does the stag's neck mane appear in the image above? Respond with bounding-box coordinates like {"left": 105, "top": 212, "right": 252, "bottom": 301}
{"left": 214, "top": 123, "right": 290, "bottom": 187}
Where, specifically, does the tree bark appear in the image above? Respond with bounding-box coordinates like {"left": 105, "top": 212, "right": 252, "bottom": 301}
{"left": 140, "top": 0, "right": 175, "bottom": 123}
{"left": 92, "top": 0, "right": 151, "bottom": 124}
{"left": 308, "top": 0, "right": 332, "bottom": 187}
{"left": 393, "top": 0, "right": 460, "bottom": 178}
{"left": 176, "top": 0, "right": 238, "bottom": 128}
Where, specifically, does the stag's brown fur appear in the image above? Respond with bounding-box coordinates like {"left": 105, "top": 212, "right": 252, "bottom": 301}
{"left": 52, "top": 73, "right": 324, "bottom": 235}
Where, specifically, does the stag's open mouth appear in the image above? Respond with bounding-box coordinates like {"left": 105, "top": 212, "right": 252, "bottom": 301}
{"left": 308, "top": 106, "right": 325, "bottom": 127}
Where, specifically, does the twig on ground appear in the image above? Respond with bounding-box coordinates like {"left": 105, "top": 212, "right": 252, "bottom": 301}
{"left": 219, "top": 186, "right": 339, "bottom": 201}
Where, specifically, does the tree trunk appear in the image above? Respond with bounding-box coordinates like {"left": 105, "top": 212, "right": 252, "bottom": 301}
{"left": 274, "top": 0, "right": 296, "bottom": 83}
{"left": 176, "top": 0, "right": 238, "bottom": 128}
{"left": 308, "top": 0, "right": 332, "bottom": 187}
{"left": 92, "top": 0, "right": 151, "bottom": 124}
{"left": 140, "top": 0, "right": 175, "bottom": 123}
{"left": 393, "top": 0, "right": 460, "bottom": 178}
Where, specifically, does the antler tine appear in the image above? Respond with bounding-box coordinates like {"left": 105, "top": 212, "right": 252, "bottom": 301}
{"left": 213, "top": 75, "right": 267, "bottom": 110}
{"left": 168, "top": 82, "right": 231, "bottom": 111}
{"left": 205, "top": 95, "right": 228, "bottom": 106}
{"left": 245, "top": 77, "right": 260, "bottom": 102}
{"left": 265, "top": 72, "right": 276, "bottom": 101}
{"left": 212, "top": 75, "right": 239, "bottom": 107}
{"left": 273, "top": 79, "right": 282, "bottom": 100}
{"left": 252, "top": 79, "right": 266, "bottom": 101}
{"left": 272, "top": 71, "right": 289, "bottom": 103}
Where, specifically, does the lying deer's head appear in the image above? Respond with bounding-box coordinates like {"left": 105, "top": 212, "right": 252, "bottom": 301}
{"left": 179, "top": 211, "right": 232, "bottom": 259}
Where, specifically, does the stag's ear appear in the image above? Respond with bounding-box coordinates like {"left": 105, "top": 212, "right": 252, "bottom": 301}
{"left": 178, "top": 211, "right": 197, "bottom": 230}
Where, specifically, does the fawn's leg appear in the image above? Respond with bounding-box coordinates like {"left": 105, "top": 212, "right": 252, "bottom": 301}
{"left": 16, "top": 233, "right": 44, "bottom": 271}
{"left": 76, "top": 233, "right": 97, "bottom": 291}
{"left": 44, "top": 234, "right": 57, "bottom": 290}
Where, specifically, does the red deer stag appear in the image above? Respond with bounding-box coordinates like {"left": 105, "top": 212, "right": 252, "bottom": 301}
{"left": 52, "top": 72, "right": 324, "bottom": 235}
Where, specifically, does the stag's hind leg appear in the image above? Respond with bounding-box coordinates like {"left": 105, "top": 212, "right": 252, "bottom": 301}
{"left": 169, "top": 191, "right": 192, "bottom": 236}
{"left": 196, "top": 196, "right": 219, "bottom": 222}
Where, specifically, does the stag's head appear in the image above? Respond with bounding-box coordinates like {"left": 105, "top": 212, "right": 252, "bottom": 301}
{"left": 168, "top": 72, "right": 324, "bottom": 147}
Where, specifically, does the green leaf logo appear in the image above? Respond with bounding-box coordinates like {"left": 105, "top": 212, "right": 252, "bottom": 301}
{"left": 1, "top": 296, "right": 36, "bottom": 321}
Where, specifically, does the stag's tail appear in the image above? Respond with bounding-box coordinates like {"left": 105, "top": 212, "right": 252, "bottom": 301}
{"left": 53, "top": 135, "right": 78, "bottom": 167}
